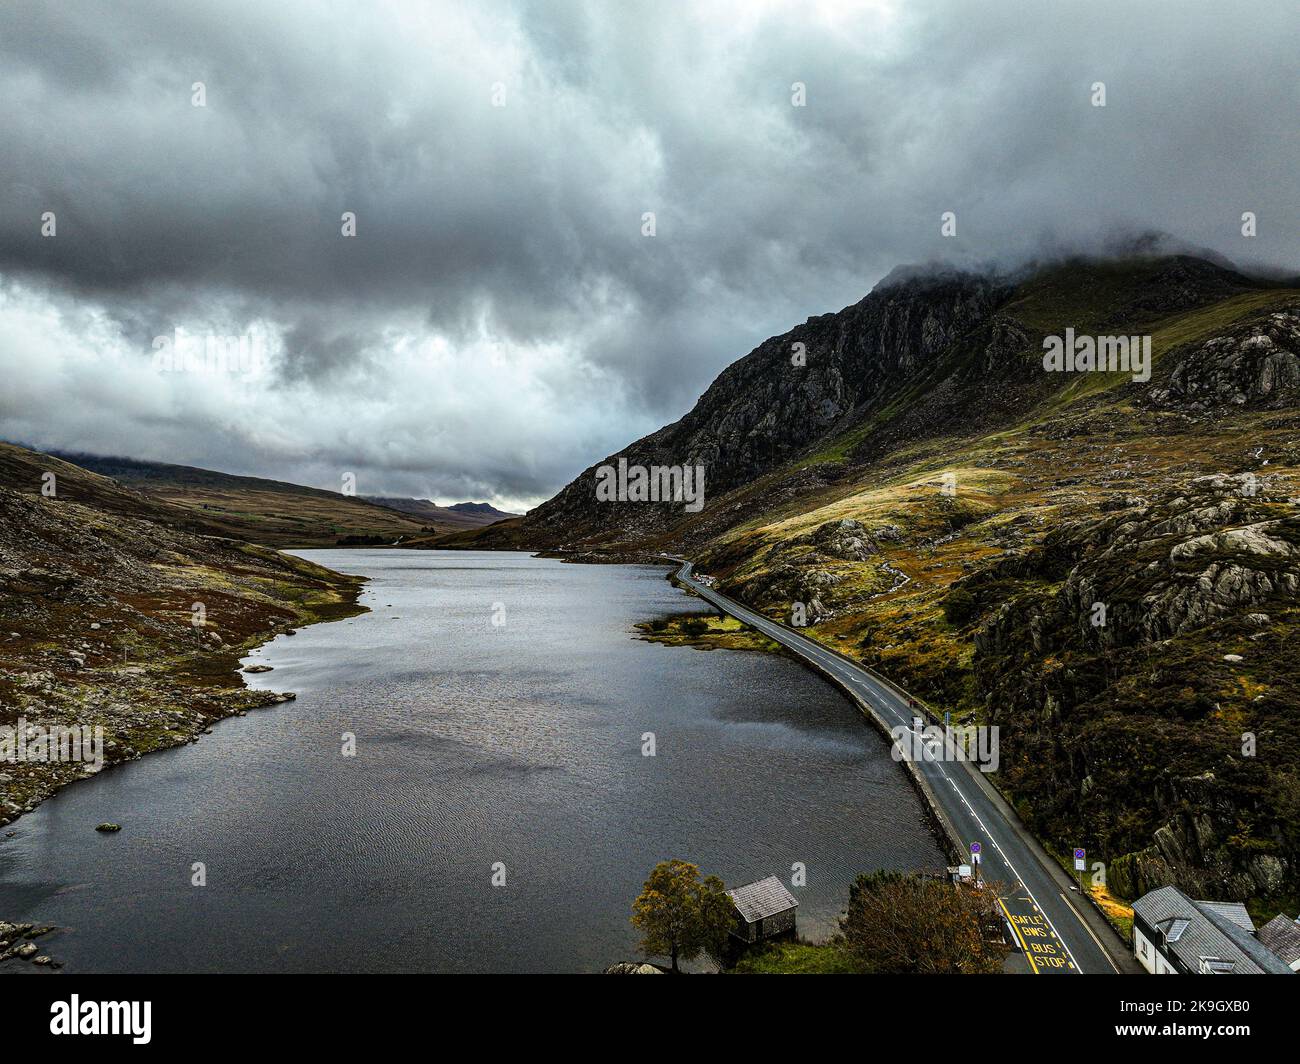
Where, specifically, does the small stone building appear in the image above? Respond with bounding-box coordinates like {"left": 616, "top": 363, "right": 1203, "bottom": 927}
{"left": 725, "top": 875, "right": 798, "bottom": 944}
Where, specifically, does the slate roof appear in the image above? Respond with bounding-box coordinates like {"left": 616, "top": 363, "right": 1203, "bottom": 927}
{"left": 1133, "top": 886, "right": 1294, "bottom": 975}
{"left": 725, "top": 875, "right": 799, "bottom": 923}
{"left": 1196, "top": 900, "right": 1255, "bottom": 932}
{"left": 1258, "top": 914, "right": 1300, "bottom": 967}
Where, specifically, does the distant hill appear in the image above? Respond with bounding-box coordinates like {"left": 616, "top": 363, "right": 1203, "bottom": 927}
{"left": 363, "top": 496, "right": 517, "bottom": 530}
{"left": 43, "top": 451, "right": 436, "bottom": 547}
{"left": 0, "top": 441, "right": 219, "bottom": 532}
{"left": 449, "top": 501, "right": 517, "bottom": 517}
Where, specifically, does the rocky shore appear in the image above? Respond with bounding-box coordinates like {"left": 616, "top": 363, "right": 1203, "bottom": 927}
{"left": 1, "top": 655, "right": 304, "bottom": 827}
{"left": 0, "top": 921, "right": 58, "bottom": 969}
{"left": 0, "top": 464, "right": 367, "bottom": 831}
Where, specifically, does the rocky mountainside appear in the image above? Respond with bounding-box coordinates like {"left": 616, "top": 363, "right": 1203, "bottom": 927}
{"left": 508, "top": 270, "right": 1015, "bottom": 547}
{"left": 472, "top": 255, "right": 1272, "bottom": 552}
{"left": 456, "top": 251, "right": 1300, "bottom": 915}
{"left": 0, "top": 442, "right": 365, "bottom": 827}
{"left": 968, "top": 472, "right": 1300, "bottom": 901}
{"left": 1146, "top": 308, "right": 1300, "bottom": 410}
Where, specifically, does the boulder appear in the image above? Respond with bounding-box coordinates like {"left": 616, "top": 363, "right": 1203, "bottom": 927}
{"left": 806, "top": 518, "right": 876, "bottom": 561}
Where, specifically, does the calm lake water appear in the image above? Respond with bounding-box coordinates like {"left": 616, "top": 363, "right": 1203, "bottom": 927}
{"left": 0, "top": 550, "right": 943, "bottom": 973}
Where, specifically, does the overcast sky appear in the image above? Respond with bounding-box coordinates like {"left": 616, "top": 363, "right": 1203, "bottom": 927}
{"left": 1, "top": 0, "right": 1295, "bottom": 509}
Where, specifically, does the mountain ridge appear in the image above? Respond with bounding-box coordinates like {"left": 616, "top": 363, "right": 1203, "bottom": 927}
{"left": 362, "top": 495, "right": 516, "bottom": 529}
{"left": 462, "top": 253, "right": 1286, "bottom": 554}
{"left": 33, "top": 450, "right": 487, "bottom": 546}
{"left": 444, "top": 250, "right": 1300, "bottom": 914}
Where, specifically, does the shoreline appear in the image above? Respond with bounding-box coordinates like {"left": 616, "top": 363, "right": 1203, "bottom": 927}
{"left": 658, "top": 560, "right": 1138, "bottom": 970}
{"left": 1, "top": 548, "right": 367, "bottom": 969}
{"left": 5, "top": 549, "right": 912, "bottom": 973}
{"left": 0, "top": 550, "right": 367, "bottom": 830}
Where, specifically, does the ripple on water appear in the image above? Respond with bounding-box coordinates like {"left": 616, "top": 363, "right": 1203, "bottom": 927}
{"left": 0, "top": 550, "right": 944, "bottom": 972}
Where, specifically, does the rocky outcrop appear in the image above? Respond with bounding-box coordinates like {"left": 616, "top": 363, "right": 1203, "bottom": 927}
{"left": 1106, "top": 771, "right": 1290, "bottom": 901}
{"left": 604, "top": 961, "right": 664, "bottom": 974}
{"left": 1147, "top": 308, "right": 1300, "bottom": 411}
{"left": 737, "top": 564, "right": 841, "bottom": 622}
{"left": 974, "top": 473, "right": 1300, "bottom": 656}
{"left": 967, "top": 472, "right": 1300, "bottom": 902}
{"left": 799, "top": 518, "right": 877, "bottom": 561}
{"left": 717, "top": 518, "right": 907, "bottom": 622}
{"left": 0, "top": 921, "right": 58, "bottom": 968}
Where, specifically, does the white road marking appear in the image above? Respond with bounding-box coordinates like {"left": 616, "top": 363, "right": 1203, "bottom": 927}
{"left": 1061, "top": 892, "right": 1122, "bottom": 973}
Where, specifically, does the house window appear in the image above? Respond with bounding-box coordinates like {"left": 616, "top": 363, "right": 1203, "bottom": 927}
{"left": 1138, "top": 939, "right": 1147, "bottom": 958}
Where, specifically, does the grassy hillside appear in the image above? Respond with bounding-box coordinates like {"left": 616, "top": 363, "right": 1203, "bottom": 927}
{"left": 408, "top": 517, "right": 532, "bottom": 551}
{"left": 0, "top": 443, "right": 368, "bottom": 827}
{"left": 0, "top": 443, "right": 207, "bottom": 528}
{"left": 692, "top": 289, "right": 1300, "bottom": 914}
{"left": 43, "top": 451, "right": 434, "bottom": 547}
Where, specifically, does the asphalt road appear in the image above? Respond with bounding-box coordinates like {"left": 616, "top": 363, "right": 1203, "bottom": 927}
{"left": 669, "top": 557, "right": 1123, "bottom": 975}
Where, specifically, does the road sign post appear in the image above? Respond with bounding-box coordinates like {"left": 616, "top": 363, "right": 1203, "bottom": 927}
{"left": 1073, "top": 847, "right": 1086, "bottom": 893}
{"left": 970, "top": 841, "right": 982, "bottom": 882}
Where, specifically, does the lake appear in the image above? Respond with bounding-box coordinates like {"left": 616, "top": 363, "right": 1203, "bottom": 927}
{"left": 0, "top": 550, "right": 944, "bottom": 972}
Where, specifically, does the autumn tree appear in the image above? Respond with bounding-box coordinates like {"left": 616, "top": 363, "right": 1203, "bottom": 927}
{"left": 840, "top": 870, "right": 1009, "bottom": 974}
{"left": 630, "top": 859, "right": 736, "bottom": 972}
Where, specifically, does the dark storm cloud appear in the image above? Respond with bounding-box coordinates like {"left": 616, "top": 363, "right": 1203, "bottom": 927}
{"left": 0, "top": 0, "right": 1295, "bottom": 507}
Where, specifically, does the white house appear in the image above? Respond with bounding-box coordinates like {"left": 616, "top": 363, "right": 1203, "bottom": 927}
{"left": 1131, "top": 886, "right": 1294, "bottom": 975}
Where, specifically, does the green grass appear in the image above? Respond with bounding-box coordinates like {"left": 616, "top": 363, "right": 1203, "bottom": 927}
{"left": 998, "top": 259, "right": 1168, "bottom": 334}
{"left": 804, "top": 394, "right": 912, "bottom": 465}
{"left": 1047, "top": 850, "right": 1135, "bottom": 942}
{"left": 635, "top": 612, "right": 781, "bottom": 652}
{"left": 1040, "top": 288, "right": 1300, "bottom": 411}
{"left": 729, "top": 941, "right": 860, "bottom": 974}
